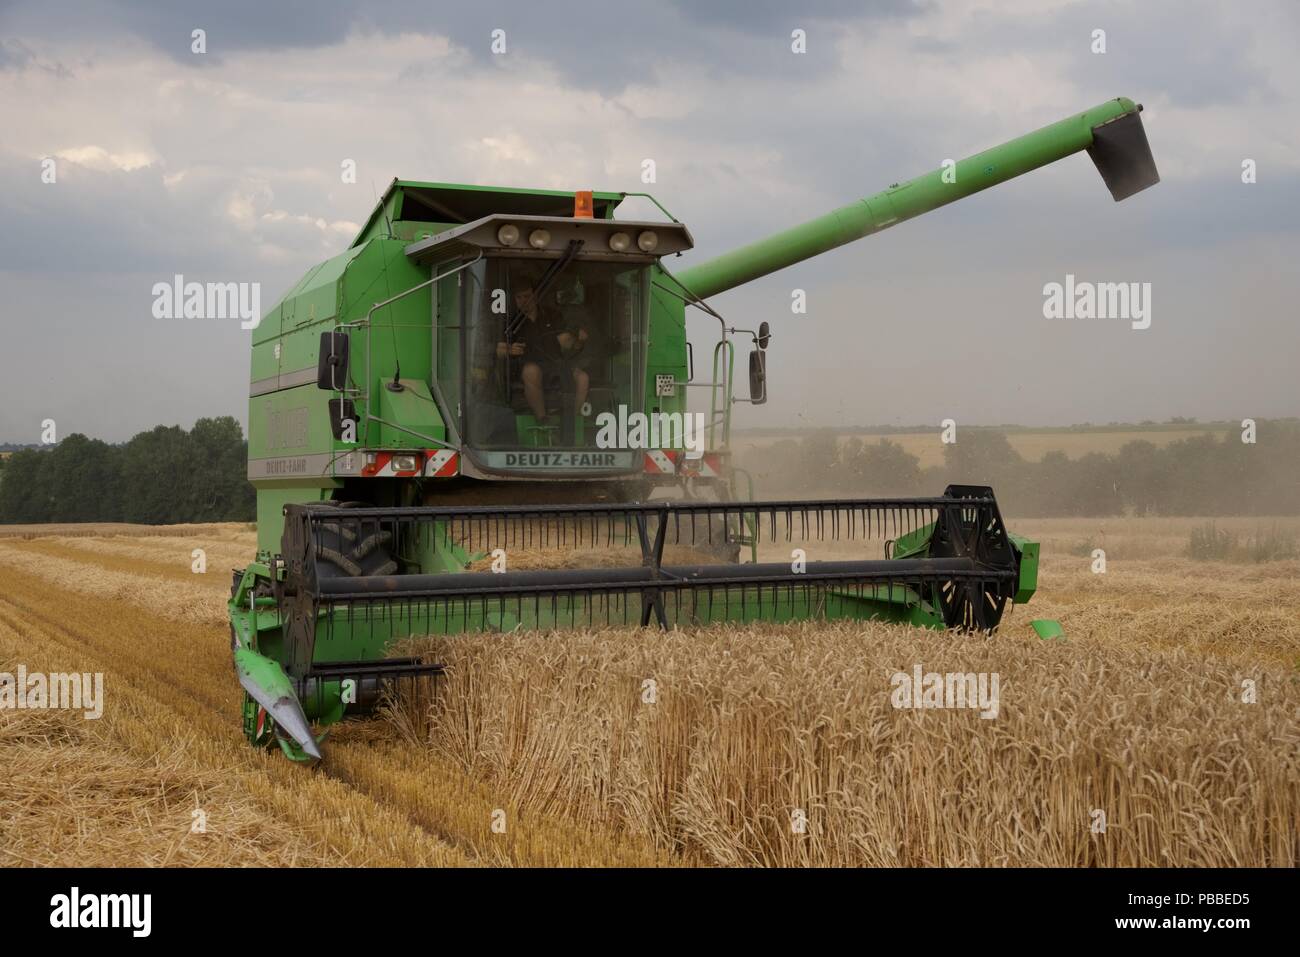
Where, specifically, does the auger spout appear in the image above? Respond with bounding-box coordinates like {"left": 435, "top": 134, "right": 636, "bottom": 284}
{"left": 674, "top": 97, "right": 1159, "bottom": 300}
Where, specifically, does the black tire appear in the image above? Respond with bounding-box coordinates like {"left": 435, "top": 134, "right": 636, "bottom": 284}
{"left": 313, "top": 501, "right": 398, "bottom": 578}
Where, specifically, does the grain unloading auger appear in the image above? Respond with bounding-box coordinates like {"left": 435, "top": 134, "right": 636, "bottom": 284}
{"left": 231, "top": 98, "right": 1157, "bottom": 761}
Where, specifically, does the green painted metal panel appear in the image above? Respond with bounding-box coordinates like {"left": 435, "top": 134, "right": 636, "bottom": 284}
{"left": 247, "top": 388, "right": 333, "bottom": 460}
{"left": 250, "top": 339, "right": 280, "bottom": 384}
{"left": 1009, "top": 534, "right": 1040, "bottom": 604}
{"left": 1032, "top": 619, "right": 1064, "bottom": 639}
{"left": 253, "top": 484, "right": 335, "bottom": 556}
{"left": 644, "top": 268, "right": 690, "bottom": 426}
{"left": 891, "top": 522, "right": 935, "bottom": 560}
{"left": 253, "top": 248, "right": 360, "bottom": 345}
{"left": 375, "top": 379, "right": 446, "bottom": 448}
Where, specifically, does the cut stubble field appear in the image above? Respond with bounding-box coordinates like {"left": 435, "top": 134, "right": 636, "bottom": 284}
{"left": 0, "top": 516, "right": 1295, "bottom": 867}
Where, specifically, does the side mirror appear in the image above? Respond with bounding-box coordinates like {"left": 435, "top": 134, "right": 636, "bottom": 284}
{"left": 748, "top": 349, "right": 767, "bottom": 405}
{"left": 317, "top": 331, "right": 349, "bottom": 390}
{"left": 757, "top": 321, "right": 771, "bottom": 350}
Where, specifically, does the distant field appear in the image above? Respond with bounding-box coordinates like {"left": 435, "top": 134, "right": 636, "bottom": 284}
{"left": 734, "top": 427, "right": 1231, "bottom": 469}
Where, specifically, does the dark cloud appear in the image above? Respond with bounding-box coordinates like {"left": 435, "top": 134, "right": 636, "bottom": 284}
{"left": 1, "top": 0, "right": 916, "bottom": 93}
{"left": 0, "top": 37, "right": 35, "bottom": 69}
{"left": 665, "top": 0, "right": 919, "bottom": 32}
{"left": 3, "top": 0, "right": 361, "bottom": 55}
{"left": 0, "top": 36, "right": 70, "bottom": 76}
{"left": 0, "top": 158, "right": 226, "bottom": 274}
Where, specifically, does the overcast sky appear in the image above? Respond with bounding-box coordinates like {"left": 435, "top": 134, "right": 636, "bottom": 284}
{"left": 1, "top": 0, "right": 1297, "bottom": 443}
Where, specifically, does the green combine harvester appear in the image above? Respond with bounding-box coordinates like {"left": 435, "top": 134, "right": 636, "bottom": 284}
{"left": 231, "top": 98, "right": 1158, "bottom": 761}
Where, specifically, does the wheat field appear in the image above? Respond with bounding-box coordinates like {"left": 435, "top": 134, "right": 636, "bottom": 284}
{"left": 0, "top": 517, "right": 1295, "bottom": 867}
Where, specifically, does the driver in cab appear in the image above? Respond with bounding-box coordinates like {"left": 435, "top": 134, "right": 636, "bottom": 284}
{"left": 499, "top": 275, "right": 590, "bottom": 423}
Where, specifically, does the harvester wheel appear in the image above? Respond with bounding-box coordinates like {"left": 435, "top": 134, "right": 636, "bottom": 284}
{"left": 313, "top": 501, "right": 399, "bottom": 577}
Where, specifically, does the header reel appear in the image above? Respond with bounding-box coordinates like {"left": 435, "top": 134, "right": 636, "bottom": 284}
{"left": 277, "top": 484, "right": 1028, "bottom": 673}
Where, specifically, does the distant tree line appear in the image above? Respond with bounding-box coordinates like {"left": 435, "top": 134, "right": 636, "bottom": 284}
{"left": 738, "top": 420, "right": 1300, "bottom": 516}
{"left": 0, "top": 417, "right": 254, "bottom": 524}
{"left": 5, "top": 415, "right": 1294, "bottom": 523}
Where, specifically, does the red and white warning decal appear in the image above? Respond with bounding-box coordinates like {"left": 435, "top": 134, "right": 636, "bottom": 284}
{"left": 643, "top": 450, "right": 724, "bottom": 477}
{"left": 643, "top": 449, "right": 679, "bottom": 474}
{"left": 424, "top": 449, "right": 459, "bottom": 477}
{"left": 358, "top": 450, "right": 459, "bottom": 478}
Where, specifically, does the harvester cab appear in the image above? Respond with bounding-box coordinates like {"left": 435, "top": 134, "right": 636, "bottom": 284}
{"left": 402, "top": 206, "right": 696, "bottom": 469}
{"left": 231, "top": 98, "right": 1158, "bottom": 761}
